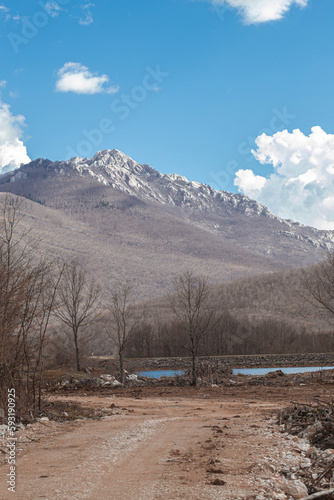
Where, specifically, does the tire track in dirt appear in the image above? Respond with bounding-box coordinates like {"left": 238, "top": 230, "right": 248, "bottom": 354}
{"left": 0, "top": 393, "right": 322, "bottom": 499}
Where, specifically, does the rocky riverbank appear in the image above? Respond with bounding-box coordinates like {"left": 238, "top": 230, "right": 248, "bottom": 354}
{"left": 127, "top": 352, "right": 334, "bottom": 371}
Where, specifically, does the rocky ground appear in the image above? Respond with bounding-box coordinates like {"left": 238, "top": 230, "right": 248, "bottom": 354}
{"left": 0, "top": 372, "right": 334, "bottom": 499}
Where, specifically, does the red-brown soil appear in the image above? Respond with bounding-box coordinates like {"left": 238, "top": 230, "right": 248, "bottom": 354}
{"left": 0, "top": 383, "right": 333, "bottom": 500}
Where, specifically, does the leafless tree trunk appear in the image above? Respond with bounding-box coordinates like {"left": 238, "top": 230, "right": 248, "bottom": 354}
{"left": 303, "top": 253, "right": 334, "bottom": 325}
{"left": 54, "top": 259, "right": 101, "bottom": 372}
{"left": 105, "top": 280, "right": 139, "bottom": 383}
{"left": 169, "top": 270, "right": 218, "bottom": 386}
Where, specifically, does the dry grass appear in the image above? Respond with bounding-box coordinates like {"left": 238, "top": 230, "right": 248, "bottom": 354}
{"left": 40, "top": 400, "right": 106, "bottom": 421}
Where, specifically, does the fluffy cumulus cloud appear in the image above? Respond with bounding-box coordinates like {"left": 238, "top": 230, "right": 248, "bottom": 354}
{"left": 234, "top": 127, "right": 334, "bottom": 229}
{"left": 212, "top": 0, "right": 308, "bottom": 24}
{"left": 55, "top": 62, "right": 119, "bottom": 95}
{"left": 0, "top": 101, "right": 30, "bottom": 174}
{"left": 234, "top": 169, "right": 267, "bottom": 198}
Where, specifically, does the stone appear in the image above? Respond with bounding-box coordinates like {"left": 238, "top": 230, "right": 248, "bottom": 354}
{"left": 111, "top": 380, "right": 121, "bottom": 387}
{"left": 0, "top": 424, "right": 8, "bottom": 436}
{"left": 278, "top": 478, "right": 308, "bottom": 499}
{"left": 101, "top": 381, "right": 112, "bottom": 386}
{"left": 60, "top": 380, "right": 70, "bottom": 387}
{"left": 321, "top": 449, "right": 334, "bottom": 462}
{"left": 299, "top": 458, "right": 311, "bottom": 468}
{"left": 211, "top": 478, "right": 226, "bottom": 486}
{"left": 266, "top": 370, "right": 285, "bottom": 378}
{"left": 293, "top": 440, "right": 310, "bottom": 453}
{"left": 100, "top": 374, "right": 115, "bottom": 382}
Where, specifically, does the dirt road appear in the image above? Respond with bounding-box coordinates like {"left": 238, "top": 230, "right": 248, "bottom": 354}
{"left": 0, "top": 385, "right": 330, "bottom": 499}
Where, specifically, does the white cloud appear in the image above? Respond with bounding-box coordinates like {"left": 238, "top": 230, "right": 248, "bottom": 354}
{"left": 234, "top": 127, "right": 334, "bottom": 229}
{"left": 234, "top": 169, "right": 267, "bottom": 198}
{"left": 212, "top": 0, "right": 308, "bottom": 24}
{"left": 0, "top": 101, "right": 30, "bottom": 174}
{"left": 79, "top": 2, "right": 94, "bottom": 25}
{"left": 0, "top": 80, "right": 7, "bottom": 88}
{"left": 45, "top": 2, "right": 63, "bottom": 18}
{"left": 55, "top": 62, "right": 119, "bottom": 95}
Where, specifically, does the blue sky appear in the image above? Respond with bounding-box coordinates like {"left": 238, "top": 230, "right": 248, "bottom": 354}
{"left": 1, "top": 0, "right": 334, "bottom": 228}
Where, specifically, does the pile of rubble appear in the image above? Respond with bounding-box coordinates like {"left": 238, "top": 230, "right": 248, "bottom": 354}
{"left": 281, "top": 400, "right": 334, "bottom": 450}
{"left": 279, "top": 400, "right": 334, "bottom": 497}
{"left": 56, "top": 372, "right": 142, "bottom": 390}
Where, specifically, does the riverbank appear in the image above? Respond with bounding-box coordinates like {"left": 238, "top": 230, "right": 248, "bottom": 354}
{"left": 126, "top": 352, "right": 334, "bottom": 371}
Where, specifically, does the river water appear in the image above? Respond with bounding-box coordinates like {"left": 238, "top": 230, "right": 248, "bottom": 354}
{"left": 137, "top": 370, "right": 184, "bottom": 378}
{"left": 233, "top": 366, "right": 334, "bottom": 376}
{"left": 137, "top": 366, "right": 334, "bottom": 379}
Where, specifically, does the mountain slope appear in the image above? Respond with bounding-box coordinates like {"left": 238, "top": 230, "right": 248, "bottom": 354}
{"left": 0, "top": 149, "right": 332, "bottom": 299}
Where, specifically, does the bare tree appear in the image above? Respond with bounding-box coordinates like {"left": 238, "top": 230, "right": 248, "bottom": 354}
{"left": 0, "top": 194, "right": 62, "bottom": 418}
{"left": 106, "top": 280, "right": 139, "bottom": 383}
{"left": 303, "top": 253, "right": 334, "bottom": 324}
{"left": 169, "top": 270, "right": 218, "bottom": 385}
{"left": 55, "top": 259, "right": 101, "bottom": 372}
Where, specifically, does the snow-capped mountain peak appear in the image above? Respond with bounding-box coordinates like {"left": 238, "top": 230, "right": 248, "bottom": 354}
{"left": 3, "top": 148, "right": 334, "bottom": 253}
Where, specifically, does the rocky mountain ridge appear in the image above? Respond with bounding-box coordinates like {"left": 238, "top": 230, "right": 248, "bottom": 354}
{"left": 3, "top": 149, "right": 301, "bottom": 218}
{"left": 4, "top": 148, "right": 334, "bottom": 253}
